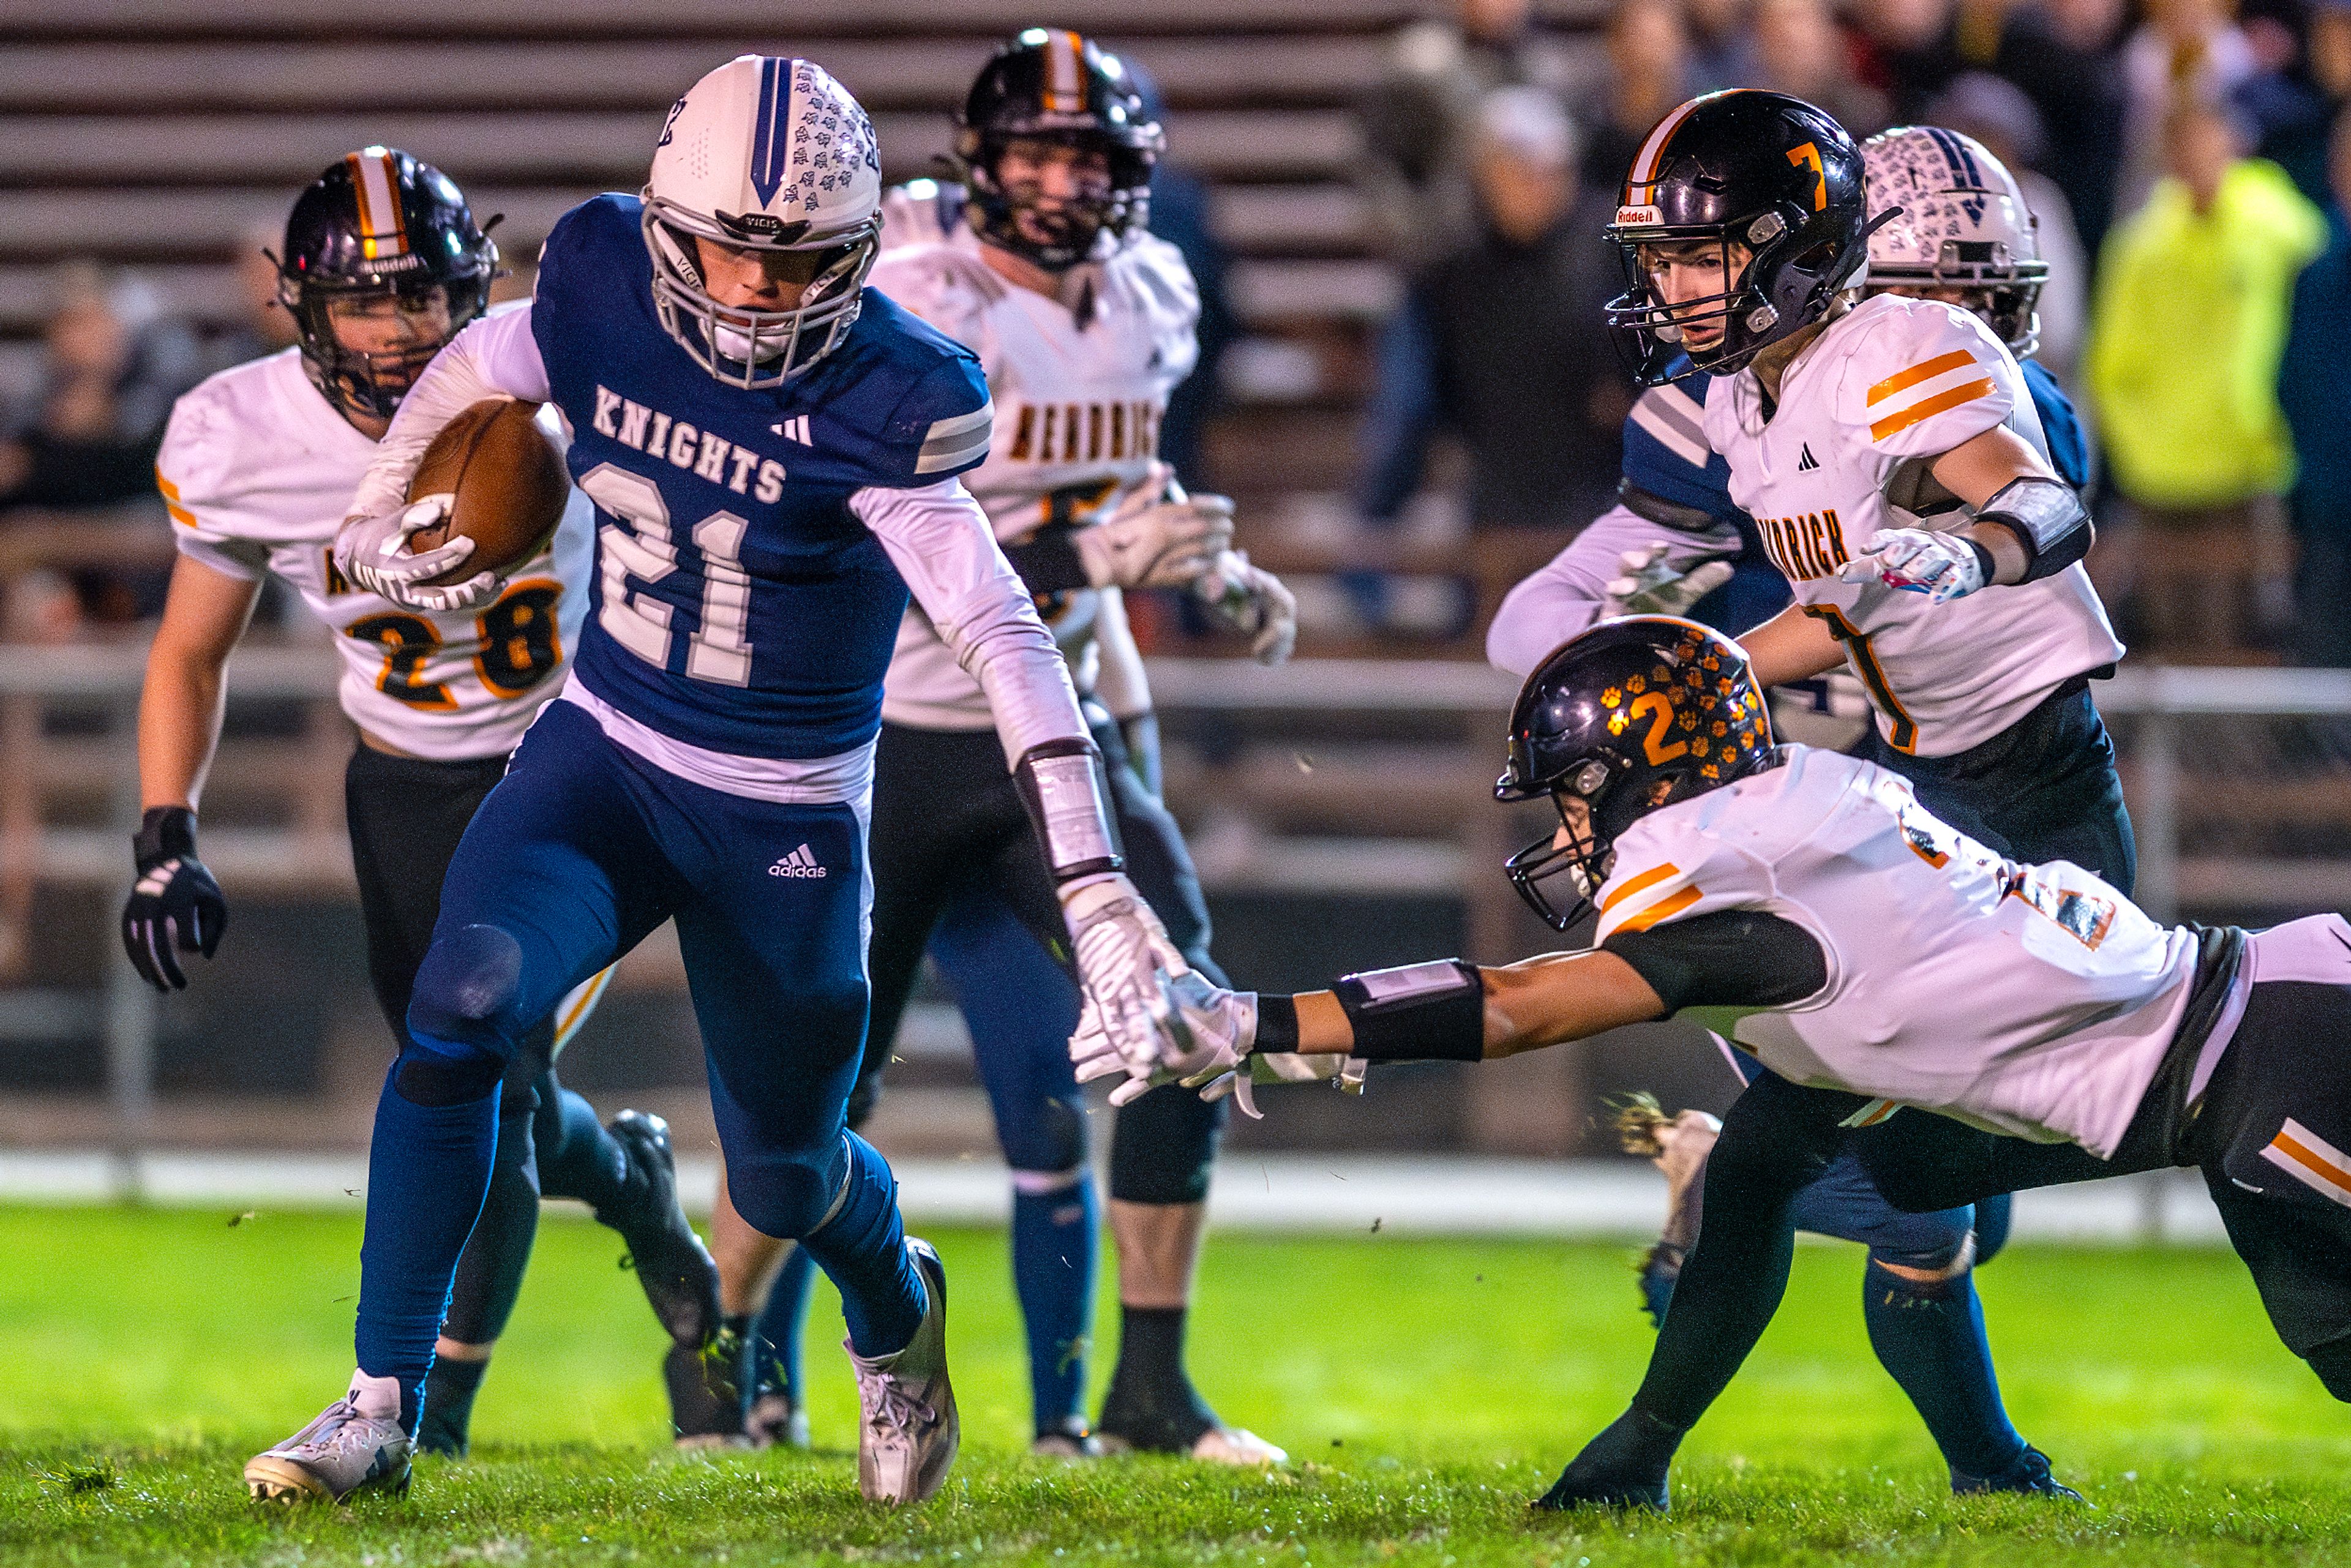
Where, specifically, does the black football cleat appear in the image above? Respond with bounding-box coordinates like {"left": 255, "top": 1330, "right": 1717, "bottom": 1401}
{"left": 1952, "top": 1444, "right": 2085, "bottom": 1501}
{"left": 599, "top": 1110, "right": 722, "bottom": 1349}
{"left": 666, "top": 1322, "right": 748, "bottom": 1449}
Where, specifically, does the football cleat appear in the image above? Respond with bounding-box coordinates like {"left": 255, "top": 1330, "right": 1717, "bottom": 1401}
{"left": 665, "top": 1327, "right": 748, "bottom": 1449}
{"left": 1952, "top": 1444, "right": 2085, "bottom": 1501}
{"left": 848, "top": 1238, "right": 958, "bottom": 1506}
{"left": 601, "top": 1110, "right": 722, "bottom": 1349}
{"left": 1030, "top": 1418, "right": 1104, "bottom": 1460}
{"left": 1097, "top": 1369, "right": 1286, "bottom": 1465}
{"left": 746, "top": 1392, "right": 811, "bottom": 1450}
{"left": 244, "top": 1372, "right": 413, "bottom": 1503}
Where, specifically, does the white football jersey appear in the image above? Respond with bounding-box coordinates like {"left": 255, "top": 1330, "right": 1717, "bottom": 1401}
{"left": 1594, "top": 745, "right": 2197, "bottom": 1157}
{"left": 869, "top": 208, "right": 1199, "bottom": 730}
{"left": 1704, "top": 294, "right": 2122, "bottom": 756}
{"left": 157, "top": 343, "right": 592, "bottom": 760}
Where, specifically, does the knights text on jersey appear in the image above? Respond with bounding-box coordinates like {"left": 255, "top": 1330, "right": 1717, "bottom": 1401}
{"left": 1591, "top": 745, "right": 2197, "bottom": 1156}
{"left": 1703, "top": 294, "right": 2122, "bottom": 756}
{"left": 868, "top": 214, "right": 1199, "bottom": 731}
{"left": 530, "top": 192, "right": 994, "bottom": 760}
{"left": 157, "top": 346, "right": 591, "bottom": 760}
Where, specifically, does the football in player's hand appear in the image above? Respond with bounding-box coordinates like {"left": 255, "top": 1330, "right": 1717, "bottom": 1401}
{"left": 404, "top": 399, "right": 569, "bottom": 583}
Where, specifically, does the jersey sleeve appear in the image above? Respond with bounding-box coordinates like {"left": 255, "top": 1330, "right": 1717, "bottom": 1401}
{"left": 1622, "top": 379, "right": 1743, "bottom": 529}
{"left": 875, "top": 354, "right": 995, "bottom": 488}
{"left": 1602, "top": 909, "right": 1828, "bottom": 1011}
{"left": 154, "top": 383, "right": 271, "bottom": 580}
{"left": 867, "top": 247, "right": 1000, "bottom": 375}
{"left": 1834, "top": 300, "right": 2020, "bottom": 461}
{"left": 1590, "top": 819, "right": 1775, "bottom": 945}
{"left": 1123, "top": 234, "right": 1202, "bottom": 385}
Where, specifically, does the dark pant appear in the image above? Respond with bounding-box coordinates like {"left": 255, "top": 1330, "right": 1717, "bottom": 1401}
{"left": 861, "top": 720, "right": 1225, "bottom": 1206}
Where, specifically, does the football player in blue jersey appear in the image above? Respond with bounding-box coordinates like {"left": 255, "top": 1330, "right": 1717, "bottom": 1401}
{"left": 1483, "top": 125, "right": 2110, "bottom": 1501}
{"left": 241, "top": 56, "right": 1196, "bottom": 1509}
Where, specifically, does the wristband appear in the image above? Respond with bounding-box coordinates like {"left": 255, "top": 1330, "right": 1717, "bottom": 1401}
{"left": 133, "top": 805, "right": 198, "bottom": 872}
{"left": 1332, "top": 959, "right": 1485, "bottom": 1062}
{"left": 1254, "top": 993, "right": 1300, "bottom": 1053}
{"left": 1975, "top": 475, "right": 2091, "bottom": 582}
{"left": 1013, "top": 737, "right": 1123, "bottom": 883}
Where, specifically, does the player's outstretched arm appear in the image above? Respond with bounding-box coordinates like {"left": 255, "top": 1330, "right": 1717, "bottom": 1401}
{"left": 334, "top": 304, "right": 553, "bottom": 612}
{"left": 1488, "top": 504, "right": 1740, "bottom": 678}
{"left": 124, "top": 555, "right": 258, "bottom": 991}
{"left": 1737, "top": 602, "right": 1846, "bottom": 690}
{"left": 1842, "top": 426, "right": 2090, "bottom": 605}
{"left": 855, "top": 476, "right": 1193, "bottom": 1079}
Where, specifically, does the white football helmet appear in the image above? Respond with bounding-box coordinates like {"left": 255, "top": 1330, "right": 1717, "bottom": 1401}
{"left": 642, "top": 56, "right": 883, "bottom": 388}
{"left": 1861, "top": 126, "right": 2049, "bottom": 356}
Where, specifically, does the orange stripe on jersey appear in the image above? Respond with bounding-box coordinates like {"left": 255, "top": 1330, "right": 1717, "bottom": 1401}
{"left": 2263, "top": 1122, "right": 2351, "bottom": 1207}
{"left": 1869, "top": 378, "right": 1995, "bottom": 442}
{"left": 156, "top": 468, "right": 197, "bottom": 527}
{"left": 1867, "top": 350, "right": 1976, "bottom": 405}
{"left": 1600, "top": 863, "right": 1682, "bottom": 914}
{"left": 1614, "top": 886, "right": 1702, "bottom": 933}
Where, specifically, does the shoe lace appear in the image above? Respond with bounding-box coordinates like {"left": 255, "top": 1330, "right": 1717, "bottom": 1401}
{"left": 867, "top": 1372, "right": 936, "bottom": 1438}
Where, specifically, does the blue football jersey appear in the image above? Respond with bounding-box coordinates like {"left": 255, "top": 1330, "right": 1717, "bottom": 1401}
{"left": 532, "top": 193, "right": 992, "bottom": 759}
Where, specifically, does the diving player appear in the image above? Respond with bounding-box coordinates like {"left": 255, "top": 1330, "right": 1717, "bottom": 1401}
{"left": 1091, "top": 617, "right": 2351, "bottom": 1506}
{"left": 130, "top": 149, "right": 716, "bottom": 1461}
{"left": 1479, "top": 124, "right": 2092, "bottom": 1493}
{"left": 700, "top": 31, "right": 1294, "bottom": 1462}
{"left": 246, "top": 58, "right": 1193, "bottom": 1508}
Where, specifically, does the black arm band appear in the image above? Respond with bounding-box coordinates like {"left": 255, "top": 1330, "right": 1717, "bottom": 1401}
{"left": 1974, "top": 475, "right": 2091, "bottom": 582}
{"left": 1618, "top": 480, "right": 1731, "bottom": 536}
{"left": 1254, "top": 993, "right": 1301, "bottom": 1053}
{"left": 133, "top": 805, "right": 198, "bottom": 871}
{"left": 1012, "top": 737, "right": 1124, "bottom": 882}
{"left": 1332, "top": 959, "right": 1485, "bottom": 1062}
{"left": 1000, "top": 532, "right": 1091, "bottom": 595}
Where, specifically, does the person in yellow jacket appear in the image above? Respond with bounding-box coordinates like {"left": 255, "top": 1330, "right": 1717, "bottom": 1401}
{"left": 2088, "top": 99, "right": 2325, "bottom": 657}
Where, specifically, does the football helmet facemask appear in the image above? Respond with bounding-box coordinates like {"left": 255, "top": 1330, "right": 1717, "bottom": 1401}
{"left": 643, "top": 56, "right": 883, "bottom": 389}
{"left": 1862, "top": 125, "right": 2049, "bottom": 356}
{"left": 1496, "top": 618, "right": 1774, "bottom": 929}
{"left": 277, "top": 148, "right": 499, "bottom": 422}
{"left": 956, "top": 29, "right": 1163, "bottom": 270}
{"left": 1604, "top": 90, "right": 1879, "bottom": 384}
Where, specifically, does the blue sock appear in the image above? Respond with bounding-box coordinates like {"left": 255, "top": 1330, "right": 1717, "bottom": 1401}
{"left": 1862, "top": 1256, "right": 2024, "bottom": 1479}
{"left": 533, "top": 1084, "right": 628, "bottom": 1212}
{"left": 355, "top": 1060, "right": 500, "bottom": 1434}
{"left": 1012, "top": 1171, "right": 1097, "bottom": 1435}
{"left": 752, "top": 1244, "right": 817, "bottom": 1405}
{"left": 797, "top": 1133, "right": 924, "bottom": 1359}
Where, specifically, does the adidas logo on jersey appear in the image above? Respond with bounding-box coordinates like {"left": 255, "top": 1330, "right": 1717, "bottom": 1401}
{"left": 770, "top": 414, "right": 813, "bottom": 445}
{"left": 1797, "top": 443, "right": 1820, "bottom": 471}
{"left": 768, "top": 844, "right": 828, "bottom": 878}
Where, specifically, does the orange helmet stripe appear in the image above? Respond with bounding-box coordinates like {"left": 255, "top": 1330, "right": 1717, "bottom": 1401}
{"left": 1622, "top": 89, "right": 1746, "bottom": 204}
{"left": 344, "top": 146, "right": 410, "bottom": 262}
{"left": 1043, "top": 29, "right": 1086, "bottom": 113}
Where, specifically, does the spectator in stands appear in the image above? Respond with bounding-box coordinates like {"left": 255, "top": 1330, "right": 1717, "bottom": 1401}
{"left": 1992, "top": 0, "right": 2133, "bottom": 258}
{"left": 1355, "top": 88, "right": 1624, "bottom": 534}
{"left": 1352, "top": 0, "right": 1577, "bottom": 271}
{"left": 2277, "top": 112, "right": 2351, "bottom": 664}
{"left": 1927, "top": 72, "right": 2093, "bottom": 389}
{"left": 2117, "top": 0, "right": 2265, "bottom": 215}
{"left": 1570, "top": 0, "right": 1694, "bottom": 196}
{"left": 1847, "top": 0, "right": 1965, "bottom": 121}
{"left": 2244, "top": 0, "right": 2351, "bottom": 201}
{"left": 2088, "top": 99, "right": 2325, "bottom": 656}
{"left": 1684, "top": 0, "right": 1759, "bottom": 91}
{"left": 1753, "top": 0, "right": 1892, "bottom": 135}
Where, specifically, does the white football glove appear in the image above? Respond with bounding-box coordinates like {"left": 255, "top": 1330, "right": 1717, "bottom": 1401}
{"left": 1190, "top": 1049, "right": 1361, "bottom": 1120}
{"left": 1195, "top": 549, "right": 1298, "bottom": 665}
{"left": 1603, "top": 542, "right": 1738, "bottom": 619}
{"left": 334, "top": 494, "right": 501, "bottom": 613}
{"left": 1839, "top": 527, "right": 1987, "bottom": 604}
{"left": 1073, "top": 969, "right": 1250, "bottom": 1105}
{"left": 1060, "top": 873, "right": 1193, "bottom": 1082}
{"left": 1076, "top": 467, "right": 1234, "bottom": 590}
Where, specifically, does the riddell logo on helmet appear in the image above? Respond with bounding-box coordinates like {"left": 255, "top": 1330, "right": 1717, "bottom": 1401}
{"left": 1616, "top": 205, "right": 1664, "bottom": 227}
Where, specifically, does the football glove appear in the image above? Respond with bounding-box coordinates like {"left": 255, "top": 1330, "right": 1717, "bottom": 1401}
{"left": 1603, "top": 542, "right": 1737, "bottom": 620}
{"left": 1190, "top": 1049, "right": 1362, "bottom": 1120}
{"left": 1195, "top": 550, "right": 1298, "bottom": 665}
{"left": 334, "top": 493, "right": 501, "bottom": 613}
{"left": 1075, "top": 468, "right": 1234, "bottom": 590}
{"left": 1073, "top": 969, "right": 1246, "bottom": 1105}
{"left": 1060, "top": 873, "right": 1193, "bottom": 1082}
{"left": 1840, "top": 527, "right": 1991, "bottom": 605}
{"left": 120, "top": 806, "right": 227, "bottom": 992}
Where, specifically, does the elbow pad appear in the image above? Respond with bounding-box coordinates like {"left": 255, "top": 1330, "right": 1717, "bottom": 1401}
{"left": 1332, "top": 959, "right": 1485, "bottom": 1062}
{"left": 1013, "top": 737, "right": 1124, "bottom": 883}
{"left": 1975, "top": 476, "right": 2091, "bottom": 582}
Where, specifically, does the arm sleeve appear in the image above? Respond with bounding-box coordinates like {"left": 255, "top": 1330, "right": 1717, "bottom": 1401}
{"left": 999, "top": 533, "right": 1091, "bottom": 593}
{"left": 344, "top": 302, "right": 552, "bottom": 522}
{"left": 1600, "top": 909, "right": 1828, "bottom": 1011}
{"left": 1486, "top": 503, "right": 1735, "bottom": 677}
{"left": 1836, "top": 302, "right": 2020, "bottom": 460}
{"left": 850, "top": 477, "right": 1089, "bottom": 764}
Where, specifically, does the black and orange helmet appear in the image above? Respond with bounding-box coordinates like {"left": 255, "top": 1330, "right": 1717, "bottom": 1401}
{"left": 954, "top": 29, "right": 1163, "bottom": 269}
{"left": 1496, "top": 617, "right": 1774, "bottom": 929}
{"left": 1602, "top": 91, "right": 1877, "bottom": 385}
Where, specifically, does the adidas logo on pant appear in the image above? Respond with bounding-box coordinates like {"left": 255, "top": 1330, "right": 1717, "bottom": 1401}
{"left": 768, "top": 844, "right": 828, "bottom": 878}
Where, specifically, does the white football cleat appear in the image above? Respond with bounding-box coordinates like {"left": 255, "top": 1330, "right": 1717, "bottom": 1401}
{"left": 244, "top": 1371, "right": 412, "bottom": 1502}
{"left": 1095, "top": 1423, "right": 1288, "bottom": 1466}
{"left": 847, "top": 1238, "right": 958, "bottom": 1506}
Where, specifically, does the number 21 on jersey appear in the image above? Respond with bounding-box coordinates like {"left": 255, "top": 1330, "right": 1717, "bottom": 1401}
{"left": 579, "top": 463, "right": 752, "bottom": 687}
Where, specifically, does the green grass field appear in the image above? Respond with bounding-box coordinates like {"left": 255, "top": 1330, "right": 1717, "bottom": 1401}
{"left": 2, "top": 1204, "right": 2347, "bottom": 1566}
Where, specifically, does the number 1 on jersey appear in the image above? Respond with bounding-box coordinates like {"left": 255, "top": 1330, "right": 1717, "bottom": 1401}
{"left": 579, "top": 462, "right": 754, "bottom": 688}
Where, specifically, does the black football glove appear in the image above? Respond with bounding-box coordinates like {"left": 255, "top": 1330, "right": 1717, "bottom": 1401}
{"left": 121, "top": 806, "right": 227, "bottom": 992}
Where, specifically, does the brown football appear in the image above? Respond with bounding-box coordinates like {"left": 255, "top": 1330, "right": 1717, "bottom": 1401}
{"left": 404, "top": 399, "right": 571, "bottom": 584}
